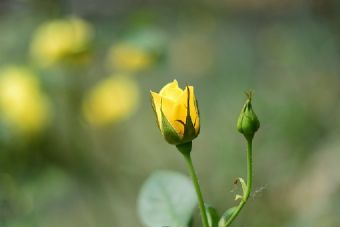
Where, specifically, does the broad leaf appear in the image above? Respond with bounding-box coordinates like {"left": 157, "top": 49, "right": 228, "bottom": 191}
{"left": 138, "top": 170, "right": 197, "bottom": 227}
{"left": 218, "top": 206, "right": 237, "bottom": 227}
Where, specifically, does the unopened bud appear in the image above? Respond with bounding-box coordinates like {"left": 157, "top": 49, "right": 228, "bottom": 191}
{"left": 237, "top": 91, "right": 260, "bottom": 141}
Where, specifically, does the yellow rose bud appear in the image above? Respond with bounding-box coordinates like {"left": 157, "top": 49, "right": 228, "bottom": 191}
{"left": 107, "top": 42, "right": 154, "bottom": 72}
{"left": 0, "top": 66, "right": 51, "bottom": 134}
{"left": 30, "top": 17, "right": 93, "bottom": 67}
{"left": 150, "top": 80, "right": 200, "bottom": 145}
{"left": 83, "top": 76, "right": 139, "bottom": 127}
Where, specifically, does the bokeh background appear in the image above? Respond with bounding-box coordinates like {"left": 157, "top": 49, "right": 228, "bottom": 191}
{"left": 1, "top": 0, "right": 340, "bottom": 226}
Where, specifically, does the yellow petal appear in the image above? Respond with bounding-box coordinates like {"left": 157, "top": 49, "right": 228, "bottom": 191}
{"left": 151, "top": 91, "right": 178, "bottom": 134}
{"left": 150, "top": 91, "right": 162, "bottom": 127}
{"left": 170, "top": 105, "right": 186, "bottom": 136}
{"left": 159, "top": 80, "right": 184, "bottom": 101}
{"left": 189, "top": 87, "right": 200, "bottom": 133}
{"left": 177, "top": 86, "right": 200, "bottom": 133}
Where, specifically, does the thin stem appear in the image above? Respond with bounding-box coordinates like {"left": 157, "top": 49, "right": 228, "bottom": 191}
{"left": 182, "top": 153, "right": 209, "bottom": 227}
{"left": 224, "top": 139, "right": 253, "bottom": 227}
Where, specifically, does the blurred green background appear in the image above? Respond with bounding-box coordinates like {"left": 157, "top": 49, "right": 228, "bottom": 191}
{"left": 1, "top": 0, "right": 340, "bottom": 226}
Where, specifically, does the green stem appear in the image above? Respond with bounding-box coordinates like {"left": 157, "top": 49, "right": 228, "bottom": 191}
{"left": 182, "top": 152, "right": 209, "bottom": 227}
{"left": 224, "top": 139, "right": 253, "bottom": 227}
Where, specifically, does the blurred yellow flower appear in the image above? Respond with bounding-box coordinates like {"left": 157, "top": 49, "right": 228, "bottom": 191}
{"left": 0, "top": 66, "right": 50, "bottom": 134}
{"left": 150, "top": 80, "right": 200, "bottom": 145}
{"left": 83, "top": 76, "right": 139, "bottom": 127}
{"left": 30, "top": 17, "right": 93, "bottom": 67}
{"left": 107, "top": 43, "right": 154, "bottom": 72}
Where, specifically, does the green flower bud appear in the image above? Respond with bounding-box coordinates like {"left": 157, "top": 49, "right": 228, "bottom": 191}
{"left": 237, "top": 91, "right": 260, "bottom": 141}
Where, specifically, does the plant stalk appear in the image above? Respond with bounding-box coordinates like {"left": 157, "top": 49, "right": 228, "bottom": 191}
{"left": 224, "top": 139, "right": 253, "bottom": 227}
{"left": 182, "top": 152, "right": 209, "bottom": 227}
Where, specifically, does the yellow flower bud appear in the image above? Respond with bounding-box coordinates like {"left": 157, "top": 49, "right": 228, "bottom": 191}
{"left": 83, "top": 76, "right": 139, "bottom": 127}
{"left": 237, "top": 91, "right": 260, "bottom": 141}
{"left": 0, "top": 66, "right": 51, "bottom": 134}
{"left": 30, "top": 17, "right": 93, "bottom": 67}
{"left": 107, "top": 42, "right": 154, "bottom": 72}
{"left": 150, "top": 80, "right": 200, "bottom": 145}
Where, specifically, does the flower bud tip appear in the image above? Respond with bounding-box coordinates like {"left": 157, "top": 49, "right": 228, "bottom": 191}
{"left": 237, "top": 91, "right": 260, "bottom": 141}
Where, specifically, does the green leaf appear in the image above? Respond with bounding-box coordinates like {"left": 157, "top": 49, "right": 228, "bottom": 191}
{"left": 138, "top": 170, "right": 197, "bottom": 227}
{"left": 205, "top": 204, "right": 219, "bottom": 227}
{"left": 218, "top": 206, "right": 237, "bottom": 227}
{"left": 238, "top": 177, "right": 247, "bottom": 195}
{"left": 234, "top": 177, "right": 247, "bottom": 201}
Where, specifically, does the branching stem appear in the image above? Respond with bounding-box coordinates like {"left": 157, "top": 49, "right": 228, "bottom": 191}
{"left": 224, "top": 139, "right": 253, "bottom": 227}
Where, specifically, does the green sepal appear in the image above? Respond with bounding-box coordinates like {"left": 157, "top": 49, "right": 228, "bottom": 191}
{"left": 205, "top": 204, "right": 220, "bottom": 227}
{"left": 176, "top": 142, "right": 192, "bottom": 155}
{"left": 218, "top": 206, "right": 237, "bottom": 227}
{"left": 182, "top": 114, "right": 197, "bottom": 143}
{"left": 160, "top": 107, "right": 182, "bottom": 145}
{"left": 150, "top": 93, "right": 182, "bottom": 145}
